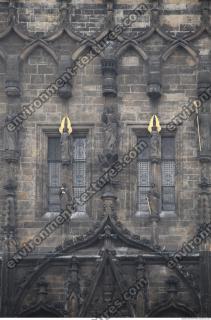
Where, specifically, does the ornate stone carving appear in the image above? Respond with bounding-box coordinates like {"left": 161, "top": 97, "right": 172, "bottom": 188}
{"left": 104, "top": 0, "right": 115, "bottom": 27}
{"left": 104, "top": 0, "right": 114, "bottom": 13}
{"left": 99, "top": 106, "right": 119, "bottom": 169}
{"left": 147, "top": 184, "right": 160, "bottom": 217}
{"left": 3, "top": 178, "right": 17, "bottom": 240}
{"left": 66, "top": 292, "right": 79, "bottom": 317}
{"left": 3, "top": 114, "right": 20, "bottom": 162}
{"left": 60, "top": 125, "right": 71, "bottom": 165}
{"left": 150, "top": 127, "right": 161, "bottom": 163}
{"left": 59, "top": 183, "right": 72, "bottom": 212}
{"left": 147, "top": 56, "right": 161, "bottom": 100}
{"left": 8, "top": 0, "right": 17, "bottom": 25}
{"left": 200, "top": 0, "right": 209, "bottom": 26}
{"left": 136, "top": 257, "right": 147, "bottom": 316}
{"left": 59, "top": 0, "right": 72, "bottom": 26}
{"left": 65, "top": 257, "right": 80, "bottom": 317}
{"left": 99, "top": 225, "right": 117, "bottom": 250}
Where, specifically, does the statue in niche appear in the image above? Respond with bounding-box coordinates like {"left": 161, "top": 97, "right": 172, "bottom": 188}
{"left": 3, "top": 178, "right": 17, "bottom": 236}
{"left": 60, "top": 124, "right": 71, "bottom": 165}
{"left": 150, "top": 115, "right": 161, "bottom": 161}
{"left": 150, "top": 131, "right": 161, "bottom": 161}
{"left": 5, "top": 195, "right": 16, "bottom": 228}
{"left": 147, "top": 184, "right": 160, "bottom": 216}
{"left": 104, "top": 0, "right": 114, "bottom": 26}
{"left": 200, "top": 162, "right": 209, "bottom": 189}
{"left": 4, "top": 114, "right": 19, "bottom": 153}
{"left": 67, "top": 292, "right": 79, "bottom": 317}
{"left": 59, "top": 183, "right": 71, "bottom": 212}
{"left": 99, "top": 106, "right": 119, "bottom": 168}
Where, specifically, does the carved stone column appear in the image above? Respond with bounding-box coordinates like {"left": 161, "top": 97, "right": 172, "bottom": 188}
{"left": 101, "top": 184, "right": 117, "bottom": 218}
{"left": 147, "top": 116, "right": 161, "bottom": 247}
{"left": 1, "top": 176, "right": 18, "bottom": 316}
{"left": 135, "top": 256, "right": 148, "bottom": 316}
{"left": 99, "top": 104, "right": 119, "bottom": 217}
{"left": 3, "top": 178, "right": 17, "bottom": 243}
{"left": 147, "top": 56, "right": 162, "bottom": 101}
{"left": 59, "top": 115, "right": 73, "bottom": 237}
{"left": 65, "top": 257, "right": 80, "bottom": 317}
{"left": 101, "top": 45, "right": 117, "bottom": 97}
{"left": 197, "top": 56, "right": 211, "bottom": 226}
{"left": 104, "top": 0, "right": 115, "bottom": 27}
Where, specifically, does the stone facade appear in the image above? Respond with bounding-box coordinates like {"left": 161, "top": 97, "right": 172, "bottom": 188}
{"left": 0, "top": 0, "right": 211, "bottom": 317}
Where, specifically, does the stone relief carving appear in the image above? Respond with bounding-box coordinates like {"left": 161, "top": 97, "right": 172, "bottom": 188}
{"left": 60, "top": 128, "right": 71, "bottom": 165}
{"left": 59, "top": 183, "right": 72, "bottom": 212}
{"left": 147, "top": 184, "right": 160, "bottom": 216}
{"left": 3, "top": 113, "right": 20, "bottom": 162}
{"left": 99, "top": 106, "right": 119, "bottom": 169}
{"left": 150, "top": 130, "right": 161, "bottom": 162}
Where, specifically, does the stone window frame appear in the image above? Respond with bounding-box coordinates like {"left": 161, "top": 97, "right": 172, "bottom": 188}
{"left": 127, "top": 125, "right": 178, "bottom": 219}
{"left": 35, "top": 123, "right": 94, "bottom": 219}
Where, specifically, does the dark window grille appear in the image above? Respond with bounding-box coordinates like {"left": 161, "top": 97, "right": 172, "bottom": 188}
{"left": 73, "top": 137, "right": 86, "bottom": 212}
{"left": 161, "top": 136, "right": 176, "bottom": 211}
{"left": 137, "top": 137, "right": 150, "bottom": 213}
{"left": 47, "top": 136, "right": 87, "bottom": 213}
{"left": 48, "top": 137, "right": 61, "bottom": 212}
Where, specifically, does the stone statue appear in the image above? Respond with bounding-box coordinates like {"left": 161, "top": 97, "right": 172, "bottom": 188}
{"left": 67, "top": 292, "right": 78, "bottom": 317}
{"left": 4, "top": 114, "right": 19, "bottom": 153}
{"left": 59, "top": 183, "right": 71, "bottom": 212}
{"left": 150, "top": 130, "right": 161, "bottom": 162}
{"left": 5, "top": 195, "right": 16, "bottom": 228}
{"left": 3, "top": 178, "right": 17, "bottom": 239}
{"left": 99, "top": 106, "right": 119, "bottom": 168}
{"left": 60, "top": 124, "right": 71, "bottom": 164}
{"left": 147, "top": 184, "right": 160, "bottom": 216}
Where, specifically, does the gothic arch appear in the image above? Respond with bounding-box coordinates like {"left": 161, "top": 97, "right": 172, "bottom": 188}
{"left": 12, "top": 215, "right": 201, "bottom": 316}
{"left": 71, "top": 39, "right": 104, "bottom": 61}
{"left": 20, "top": 304, "right": 62, "bottom": 317}
{"left": 162, "top": 40, "right": 199, "bottom": 64}
{"left": 0, "top": 25, "right": 32, "bottom": 41}
{"left": 45, "top": 27, "right": 81, "bottom": 43}
{"left": 116, "top": 40, "right": 148, "bottom": 61}
{"left": 148, "top": 300, "right": 196, "bottom": 317}
{"left": 19, "top": 40, "right": 58, "bottom": 64}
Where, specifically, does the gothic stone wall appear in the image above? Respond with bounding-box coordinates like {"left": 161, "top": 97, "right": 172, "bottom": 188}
{"left": 0, "top": 0, "right": 211, "bottom": 316}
